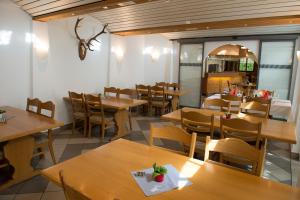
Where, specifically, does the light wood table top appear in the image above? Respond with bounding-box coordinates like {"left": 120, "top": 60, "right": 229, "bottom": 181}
{"left": 161, "top": 107, "right": 297, "bottom": 144}
{"left": 0, "top": 106, "right": 64, "bottom": 142}
{"left": 42, "top": 139, "right": 300, "bottom": 200}
{"left": 63, "top": 96, "right": 147, "bottom": 110}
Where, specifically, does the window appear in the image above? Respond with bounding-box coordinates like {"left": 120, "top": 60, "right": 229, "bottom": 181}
{"left": 239, "top": 58, "right": 254, "bottom": 72}
{"left": 258, "top": 41, "right": 294, "bottom": 99}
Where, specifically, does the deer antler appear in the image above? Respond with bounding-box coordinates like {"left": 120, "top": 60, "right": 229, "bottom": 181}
{"left": 74, "top": 18, "right": 83, "bottom": 40}
{"left": 87, "top": 24, "right": 108, "bottom": 51}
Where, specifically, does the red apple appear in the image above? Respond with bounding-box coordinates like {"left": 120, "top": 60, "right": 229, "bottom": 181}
{"left": 155, "top": 174, "right": 164, "bottom": 182}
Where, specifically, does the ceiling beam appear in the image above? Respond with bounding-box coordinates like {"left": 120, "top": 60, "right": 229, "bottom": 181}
{"left": 112, "top": 15, "right": 300, "bottom": 36}
{"left": 33, "top": 0, "right": 160, "bottom": 22}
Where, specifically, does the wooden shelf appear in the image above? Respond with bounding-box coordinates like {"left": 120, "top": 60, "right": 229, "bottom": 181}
{"left": 207, "top": 72, "right": 246, "bottom": 77}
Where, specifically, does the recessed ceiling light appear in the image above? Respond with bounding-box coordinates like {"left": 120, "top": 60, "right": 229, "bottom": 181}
{"left": 103, "top": 6, "right": 108, "bottom": 9}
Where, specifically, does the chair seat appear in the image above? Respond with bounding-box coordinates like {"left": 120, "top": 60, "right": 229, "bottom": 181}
{"left": 73, "top": 112, "right": 86, "bottom": 119}
{"left": 151, "top": 101, "right": 169, "bottom": 107}
{"left": 89, "top": 115, "right": 114, "bottom": 126}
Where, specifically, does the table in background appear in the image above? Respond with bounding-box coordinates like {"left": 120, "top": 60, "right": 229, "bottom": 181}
{"left": 64, "top": 96, "right": 147, "bottom": 140}
{"left": 206, "top": 94, "right": 292, "bottom": 120}
{"left": 0, "top": 106, "right": 63, "bottom": 190}
{"left": 42, "top": 139, "right": 300, "bottom": 200}
{"left": 161, "top": 107, "right": 296, "bottom": 144}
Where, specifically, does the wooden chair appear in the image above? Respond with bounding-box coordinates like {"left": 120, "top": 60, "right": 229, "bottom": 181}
{"left": 203, "top": 98, "right": 230, "bottom": 113}
{"left": 33, "top": 101, "right": 56, "bottom": 164}
{"left": 204, "top": 136, "right": 264, "bottom": 176}
{"left": 246, "top": 97, "right": 272, "bottom": 117}
{"left": 149, "top": 86, "right": 169, "bottom": 115}
{"left": 136, "top": 84, "right": 150, "bottom": 114}
{"left": 221, "top": 94, "right": 242, "bottom": 114}
{"left": 104, "top": 87, "right": 119, "bottom": 98}
{"left": 69, "top": 91, "right": 87, "bottom": 136}
{"left": 166, "top": 82, "right": 180, "bottom": 90}
{"left": 242, "top": 101, "right": 270, "bottom": 118}
{"left": 26, "top": 98, "right": 41, "bottom": 113}
{"left": 155, "top": 82, "right": 167, "bottom": 88}
{"left": 220, "top": 117, "right": 262, "bottom": 148}
{"left": 84, "top": 94, "right": 114, "bottom": 140}
{"left": 59, "top": 171, "right": 91, "bottom": 200}
{"left": 181, "top": 110, "right": 214, "bottom": 142}
{"left": 166, "top": 83, "right": 180, "bottom": 111}
{"left": 149, "top": 124, "right": 197, "bottom": 158}
{"left": 118, "top": 89, "right": 136, "bottom": 130}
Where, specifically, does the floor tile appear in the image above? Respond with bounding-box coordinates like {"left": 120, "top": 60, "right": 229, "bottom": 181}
{"left": 45, "top": 182, "right": 62, "bottom": 192}
{"left": 0, "top": 195, "right": 15, "bottom": 200}
{"left": 14, "top": 193, "right": 42, "bottom": 200}
{"left": 41, "top": 191, "right": 65, "bottom": 200}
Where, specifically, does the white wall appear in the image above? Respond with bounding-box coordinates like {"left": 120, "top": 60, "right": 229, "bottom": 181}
{"left": 109, "top": 34, "right": 174, "bottom": 87}
{"left": 32, "top": 16, "right": 109, "bottom": 123}
{"left": 0, "top": 0, "right": 32, "bottom": 109}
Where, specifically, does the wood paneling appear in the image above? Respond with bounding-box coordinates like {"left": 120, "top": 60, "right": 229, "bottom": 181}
{"left": 12, "top": 0, "right": 300, "bottom": 37}
{"left": 31, "top": 0, "right": 161, "bottom": 22}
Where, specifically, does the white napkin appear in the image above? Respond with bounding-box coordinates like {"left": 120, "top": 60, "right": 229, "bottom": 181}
{"left": 131, "top": 164, "right": 192, "bottom": 196}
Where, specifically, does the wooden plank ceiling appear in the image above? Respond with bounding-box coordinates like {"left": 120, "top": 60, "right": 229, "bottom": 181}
{"left": 13, "top": 0, "right": 300, "bottom": 38}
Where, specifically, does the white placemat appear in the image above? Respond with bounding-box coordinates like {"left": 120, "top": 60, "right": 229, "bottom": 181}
{"left": 131, "top": 164, "right": 192, "bottom": 196}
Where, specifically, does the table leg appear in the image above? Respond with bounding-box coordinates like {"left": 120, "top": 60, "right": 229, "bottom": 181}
{"left": 171, "top": 96, "right": 179, "bottom": 111}
{"left": 0, "top": 136, "right": 39, "bottom": 190}
{"left": 111, "top": 109, "right": 130, "bottom": 141}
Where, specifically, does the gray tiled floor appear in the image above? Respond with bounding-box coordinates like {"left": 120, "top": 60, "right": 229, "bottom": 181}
{"left": 0, "top": 116, "right": 299, "bottom": 199}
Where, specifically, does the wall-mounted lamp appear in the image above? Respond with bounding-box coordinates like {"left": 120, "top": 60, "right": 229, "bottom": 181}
{"left": 151, "top": 50, "right": 160, "bottom": 61}
{"left": 297, "top": 50, "right": 300, "bottom": 61}
{"left": 111, "top": 46, "right": 124, "bottom": 62}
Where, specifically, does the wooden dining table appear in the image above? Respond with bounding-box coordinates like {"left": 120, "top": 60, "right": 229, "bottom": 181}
{"left": 161, "top": 107, "right": 297, "bottom": 144}
{"left": 0, "top": 106, "right": 63, "bottom": 190}
{"left": 42, "top": 139, "right": 300, "bottom": 200}
{"left": 64, "top": 96, "right": 147, "bottom": 140}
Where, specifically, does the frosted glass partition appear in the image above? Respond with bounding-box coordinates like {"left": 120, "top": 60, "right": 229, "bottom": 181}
{"left": 179, "top": 44, "right": 203, "bottom": 107}
{"left": 258, "top": 41, "right": 294, "bottom": 99}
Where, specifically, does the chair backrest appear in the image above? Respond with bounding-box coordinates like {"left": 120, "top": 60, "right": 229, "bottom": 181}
{"left": 104, "top": 87, "right": 119, "bottom": 98}
{"left": 26, "top": 98, "right": 41, "bottom": 113}
{"left": 220, "top": 117, "right": 262, "bottom": 148}
{"left": 84, "top": 94, "right": 105, "bottom": 120}
{"left": 68, "top": 91, "right": 86, "bottom": 113}
{"left": 59, "top": 171, "right": 91, "bottom": 200}
{"left": 136, "top": 84, "right": 150, "bottom": 100}
{"left": 118, "top": 88, "right": 136, "bottom": 99}
{"left": 181, "top": 110, "right": 214, "bottom": 138}
{"left": 166, "top": 83, "right": 180, "bottom": 90}
{"left": 204, "top": 136, "right": 264, "bottom": 176}
{"left": 242, "top": 101, "right": 270, "bottom": 118}
{"left": 38, "top": 101, "right": 55, "bottom": 119}
{"left": 150, "top": 85, "right": 165, "bottom": 101}
{"left": 204, "top": 98, "right": 230, "bottom": 112}
{"left": 149, "top": 124, "right": 197, "bottom": 157}
{"left": 155, "top": 82, "right": 167, "bottom": 88}
{"left": 221, "top": 94, "right": 242, "bottom": 114}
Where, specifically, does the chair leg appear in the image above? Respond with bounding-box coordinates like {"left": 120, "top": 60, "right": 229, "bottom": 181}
{"left": 88, "top": 122, "right": 92, "bottom": 138}
{"left": 128, "top": 113, "right": 133, "bottom": 131}
{"left": 48, "top": 130, "right": 56, "bottom": 164}
{"left": 72, "top": 119, "right": 76, "bottom": 134}
{"left": 100, "top": 124, "right": 105, "bottom": 142}
{"left": 84, "top": 118, "right": 88, "bottom": 137}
